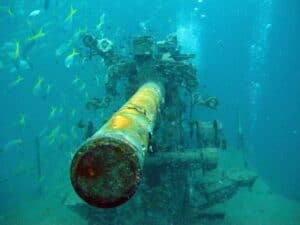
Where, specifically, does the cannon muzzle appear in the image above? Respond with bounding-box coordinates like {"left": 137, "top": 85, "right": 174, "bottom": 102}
{"left": 70, "top": 82, "right": 164, "bottom": 208}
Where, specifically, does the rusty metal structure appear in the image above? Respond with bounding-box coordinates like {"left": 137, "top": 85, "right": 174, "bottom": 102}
{"left": 69, "top": 33, "right": 257, "bottom": 224}
{"left": 71, "top": 82, "right": 163, "bottom": 208}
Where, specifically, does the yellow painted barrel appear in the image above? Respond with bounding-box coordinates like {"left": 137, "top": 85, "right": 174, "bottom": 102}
{"left": 70, "top": 82, "right": 164, "bottom": 208}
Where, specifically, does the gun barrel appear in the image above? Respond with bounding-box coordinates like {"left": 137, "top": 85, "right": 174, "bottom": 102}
{"left": 70, "top": 82, "right": 163, "bottom": 208}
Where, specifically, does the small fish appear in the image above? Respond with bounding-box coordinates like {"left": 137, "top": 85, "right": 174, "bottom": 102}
{"left": 65, "top": 6, "right": 77, "bottom": 22}
{"left": 94, "top": 74, "right": 101, "bottom": 86}
{"left": 47, "top": 125, "right": 61, "bottom": 145}
{"left": 96, "top": 13, "right": 105, "bottom": 30}
{"left": 79, "top": 82, "right": 86, "bottom": 92}
{"left": 139, "top": 22, "right": 147, "bottom": 33}
{"left": 72, "top": 75, "right": 80, "bottom": 85}
{"left": 18, "top": 113, "right": 26, "bottom": 127}
{"left": 3, "top": 138, "right": 22, "bottom": 152}
{"left": 27, "top": 27, "right": 45, "bottom": 42}
{"left": 0, "top": 6, "right": 14, "bottom": 16}
{"left": 71, "top": 109, "right": 76, "bottom": 117}
{"left": 84, "top": 91, "right": 89, "bottom": 99}
{"left": 81, "top": 57, "right": 88, "bottom": 64}
{"left": 19, "top": 59, "right": 31, "bottom": 70}
{"left": 266, "top": 23, "right": 272, "bottom": 29}
{"left": 29, "top": 10, "right": 41, "bottom": 17}
{"left": 9, "top": 75, "right": 24, "bottom": 87}
{"left": 7, "top": 41, "right": 19, "bottom": 60}
{"left": 45, "top": 84, "right": 51, "bottom": 96}
{"left": 64, "top": 48, "right": 79, "bottom": 68}
{"left": 7, "top": 7, "right": 14, "bottom": 16}
{"left": 49, "top": 106, "right": 57, "bottom": 119}
{"left": 32, "top": 76, "right": 44, "bottom": 95}
{"left": 14, "top": 41, "right": 20, "bottom": 60}
{"left": 42, "top": 84, "right": 51, "bottom": 99}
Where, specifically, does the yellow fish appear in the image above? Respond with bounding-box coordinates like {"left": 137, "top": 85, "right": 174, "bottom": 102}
{"left": 32, "top": 76, "right": 44, "bottom": 95}
{"left": 9, "top": 75, "right": 24, "bottom": 87}
{"left": 96, "top": 13, "right": 105, "bottom": 30}
{"left": 49, "top": 106, "right": 57, "bottom": 119}
{"left": 1, "top": 7, "right": 15, "bottom": 16}
{"left": 4, "top": 138, "right": 22, "bottom": 151}
{"left": 14, "top": 41, "right": 20, "bottom": 60}
{"left": 7, "top": 7, "right": 14, "bottom": 16}
{"left": 27, "top": 27, "right": 45, "bottom": 42}
{"left": 9, "top": 138, "right": 22, "bottom": 146}
{"left": 71, "top": 109, "right": 76, "bottom": 117}
{"left": 79, "top": 82, "right": 86, "bottom": 92}
{"left": 47, "top": 125, "right": 61, "bottom": 145}
{"left": 81, "top": 57, "right": 88, "bottom": 64}
{"left": 0, "top": 6, "right": 13, "bottom": 16}
{"left": 72, "top": 75, "right": 80, "bottom": 85}
{"left": 65, "top": 6, "right": 77, "bottom": 22}
{"left": 45, "top": 84, "right": 51, "bottom": 96}
{"left": 65, "top": 48, "right": 79, "bottom": 68}
{"left": 18, "top": 113, "right": 26, "bottom": 127}
{"left": 84, "top": 91, "right": 89, "bottom": 99}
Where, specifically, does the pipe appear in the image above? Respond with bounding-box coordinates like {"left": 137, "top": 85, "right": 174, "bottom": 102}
{"left": 70, "top": 82, "right": 164, "bottom": 208}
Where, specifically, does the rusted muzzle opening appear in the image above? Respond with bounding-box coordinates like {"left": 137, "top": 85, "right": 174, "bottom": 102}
{"left": 70, "top": 137, "right": 141, "bottom": 208}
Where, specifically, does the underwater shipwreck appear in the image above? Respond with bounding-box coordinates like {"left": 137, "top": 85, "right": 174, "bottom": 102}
{"left": 67, "top": 32, "right": 258, "bottom": 224}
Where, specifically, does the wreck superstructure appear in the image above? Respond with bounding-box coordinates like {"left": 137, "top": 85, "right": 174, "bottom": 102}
{"left": 69, "top": 33, "right": 257, "bottom": 224}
